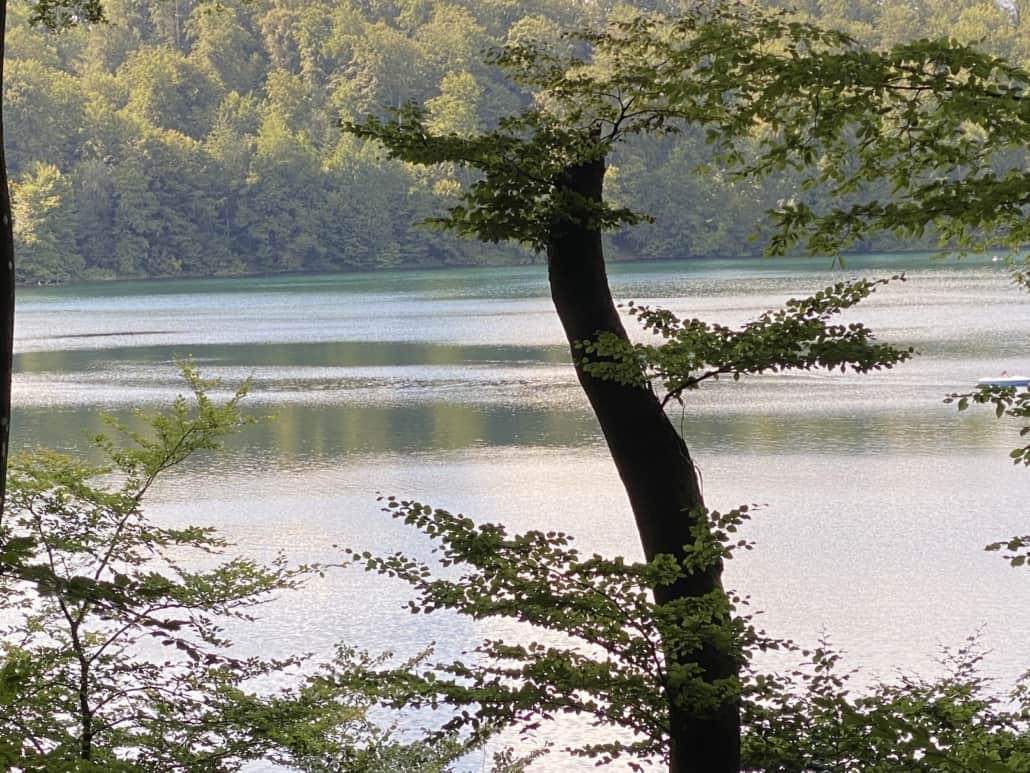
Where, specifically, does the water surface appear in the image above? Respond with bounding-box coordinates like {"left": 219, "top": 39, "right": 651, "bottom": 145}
{"left": 13, "top": 254, "right": 1030, "bottom": 767}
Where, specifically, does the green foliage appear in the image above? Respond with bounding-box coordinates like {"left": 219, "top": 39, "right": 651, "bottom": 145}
{"left": 4, "top": 58, "right": 86, "bottom": 175}
{"left": 0, "top": 366, "right": 418, "bottom": 770}
{"left": 744, "top": 637, "right": 1030, "bottom": 772}
{"left": 27, "top": 0, "right": 105, "bottom": 31}
{"left": 345, "top": 8, "right": 787, "bottom": 247}
{"left": 119, "top": 49, "right": 222, "bottom": 139}
{"left": 11, "top": 162, "right": 83, "bottom": 284}
{"left": 343, "top": 3, "right": 1030, "bottom": 266}
{"left": 336, "top": 496, "right": 763, "bottom": 770}
{"left": 17, "top": 0, "right": 1030, "bottom": 281}
{"left": 349, "top": 102, "right": 648, "bottom": 248}
{"left": 425, "top": 71, "right": 483, "bottom": 136}
{"left": 579, "top": 276, "right": 913, "bottom": 406}
{"left": 984, "top": 533, "right": 1030, "bottom": 570}
{"left": 660, "top": 7, "right": 1030, "bottom": 260}
{"left": 339, "top": 500, "right": 1030, "bottom": 771}
{"left": 946, "top": 379, "right": 1030, "bottom": 568}
{"left": 947, "top": 383, "right": 1030, "bottom": 468}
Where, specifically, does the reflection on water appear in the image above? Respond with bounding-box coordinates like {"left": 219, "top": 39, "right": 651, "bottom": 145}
{"left": 12, "top": 391, "right": 1014, "bottom": 472}
{"left": 11, "top": 256, "right": 1030, "bottom": 769}
{"left": 15, "top": 340, "right": 573, "bottom": 372}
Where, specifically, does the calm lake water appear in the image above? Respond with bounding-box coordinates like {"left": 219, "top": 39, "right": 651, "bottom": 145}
{"left": 13, "top": 254, "right": 1030, "bottom": 767}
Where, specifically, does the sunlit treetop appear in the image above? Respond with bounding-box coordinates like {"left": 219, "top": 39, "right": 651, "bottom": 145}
{"left": 26, "top": 0, "right": 104, "bottom": 30}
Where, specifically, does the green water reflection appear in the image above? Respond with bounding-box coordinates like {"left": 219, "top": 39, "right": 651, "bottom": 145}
{"left": 14, "top": 398, "right": 1009, "bottom": 471}
{"left": 15, "top": 341, "right": 571, "bottom": 374}
{"left": 17, "top": 251, "right": 993, "bottom": 302}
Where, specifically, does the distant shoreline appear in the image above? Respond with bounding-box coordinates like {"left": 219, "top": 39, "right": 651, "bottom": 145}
{"left": 17, "top": 248, "right": 1002, "bottom": 290}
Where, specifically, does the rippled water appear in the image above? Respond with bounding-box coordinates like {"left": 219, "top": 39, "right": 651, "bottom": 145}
{"left": 13, "top": 254, "right": 1030, "bottom": 768}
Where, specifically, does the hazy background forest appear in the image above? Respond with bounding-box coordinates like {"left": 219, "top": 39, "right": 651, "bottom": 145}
{"left": 11, "top": 0, "right": 1030, "bottom": 283}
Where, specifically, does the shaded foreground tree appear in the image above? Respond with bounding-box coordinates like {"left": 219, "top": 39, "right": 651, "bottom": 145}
{"left": 341, "top": 496, "right": 764, "bottom": 770}
{"left": 347, "top": 8, "right": 914, "bottom": 770}
{"left": 0, "top": 366, "right": 512, "bottom": 771}
{"left": 348, "top": 3, "right": 1030, "bottom": 765}
{"left": 339, "top": 497, "right": 1030, "bottom": 772}
{"left": 339, "top": 274, "right": 912, "bottom": 771}
{"left": 0, "top": 367, "right": 340, "bottom": 769}
{"left": 0, "top": 24, "right": 10, "bottom": 523}
{"left": 0, "top": 0, "right": 17, "bottom": 526}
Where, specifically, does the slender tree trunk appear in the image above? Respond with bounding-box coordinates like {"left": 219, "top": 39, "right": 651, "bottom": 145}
{"left": 71, "top": 621, "right": 94, "bottom": 759}
{"left": 545, "top": 156, "right": 740, "bottom": 772}
{"left": 0, "top": 0, "right": 13, "bottom": 523}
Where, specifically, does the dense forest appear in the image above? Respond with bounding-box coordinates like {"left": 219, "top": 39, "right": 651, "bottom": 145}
{"left": 10, "top": 0, "right": 1030, "bottom": 283}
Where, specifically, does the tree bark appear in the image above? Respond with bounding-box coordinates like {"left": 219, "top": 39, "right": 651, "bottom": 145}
{"left": 545, "top": 155, "right": 740, "bottom": 772}
{"left": 0, "top": 0, "right": 13, "bottom": 523}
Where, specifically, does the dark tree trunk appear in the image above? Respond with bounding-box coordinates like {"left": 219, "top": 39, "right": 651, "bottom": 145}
{"left": 0, "top": 0, "right": 13, "bottom": 522}
{"left": 545, "top": 156, "right": 740, "bottom": 773}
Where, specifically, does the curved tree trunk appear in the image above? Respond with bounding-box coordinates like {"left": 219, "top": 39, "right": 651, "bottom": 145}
{"left": 545, "top": 156, "right": 739, "bottom": 772}
{"left": 0, "top": 0, "right": 13, "bottom": 522}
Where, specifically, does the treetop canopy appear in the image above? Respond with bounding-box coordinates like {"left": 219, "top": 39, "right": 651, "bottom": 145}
{"left": 348, "top": 2, "right": 1030, "bottom": 258}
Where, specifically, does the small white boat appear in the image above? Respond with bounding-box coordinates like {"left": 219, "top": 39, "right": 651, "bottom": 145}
{"left": 978, "top": 375, "right": 1030, "bottom": 387}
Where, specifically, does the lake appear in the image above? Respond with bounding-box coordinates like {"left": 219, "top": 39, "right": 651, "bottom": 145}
{"left": 12, "top": 254, "right": 1030, "bottom": 767}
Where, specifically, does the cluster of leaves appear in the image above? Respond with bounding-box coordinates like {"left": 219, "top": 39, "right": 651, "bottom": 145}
{"left": 946, "top": 378, "right": 1030, "bottom": 569}
{"left": 334, "top": 496, "right": 767, "bottom": 770}
{"left": 631, "top": 9, "right": 1030, "bottom": 277}
{"left": 744, "top": 637, "right": 1030, "bottom": 772}
{"left": 948, "top": 383, "right": 1030, "bottom": 467}
{"left": 346, "top": 3, "right": 1030, "bottom": 273}
{"left": 573, "top": 7, "right": 1030, "bottom": 266}
{"left": 0, "top": 367, "right": 471, "bottom": 771}
{"left": 348, "top": 104, "right": 646, "bottom": 249}
{"left": 984, "top": 530, "right": 1030, "bottom": 569}
{"left": 577, "top": 276, "right": 913, "bottom": 406}
{"left": 27, "top": 0, "right": 105, "bottom": 29}
{"left": 346, "top": 5, "right": 802, "bottom": 247}
{"left": 337, "top": 498, "right": 1030, "bottom": 771}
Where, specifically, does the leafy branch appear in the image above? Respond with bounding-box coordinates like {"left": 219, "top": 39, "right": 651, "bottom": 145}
{"left": 337, "top": 496, "right": 768, "bottom": 770}
{"left": 946, "top": 382, "right": 1030, "bottom": 569}
{"left": 0, "top": 367, "right": 384, "bottom": 770}
{"left": 577, "top": 276, "right": 912, "bottom": 407}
